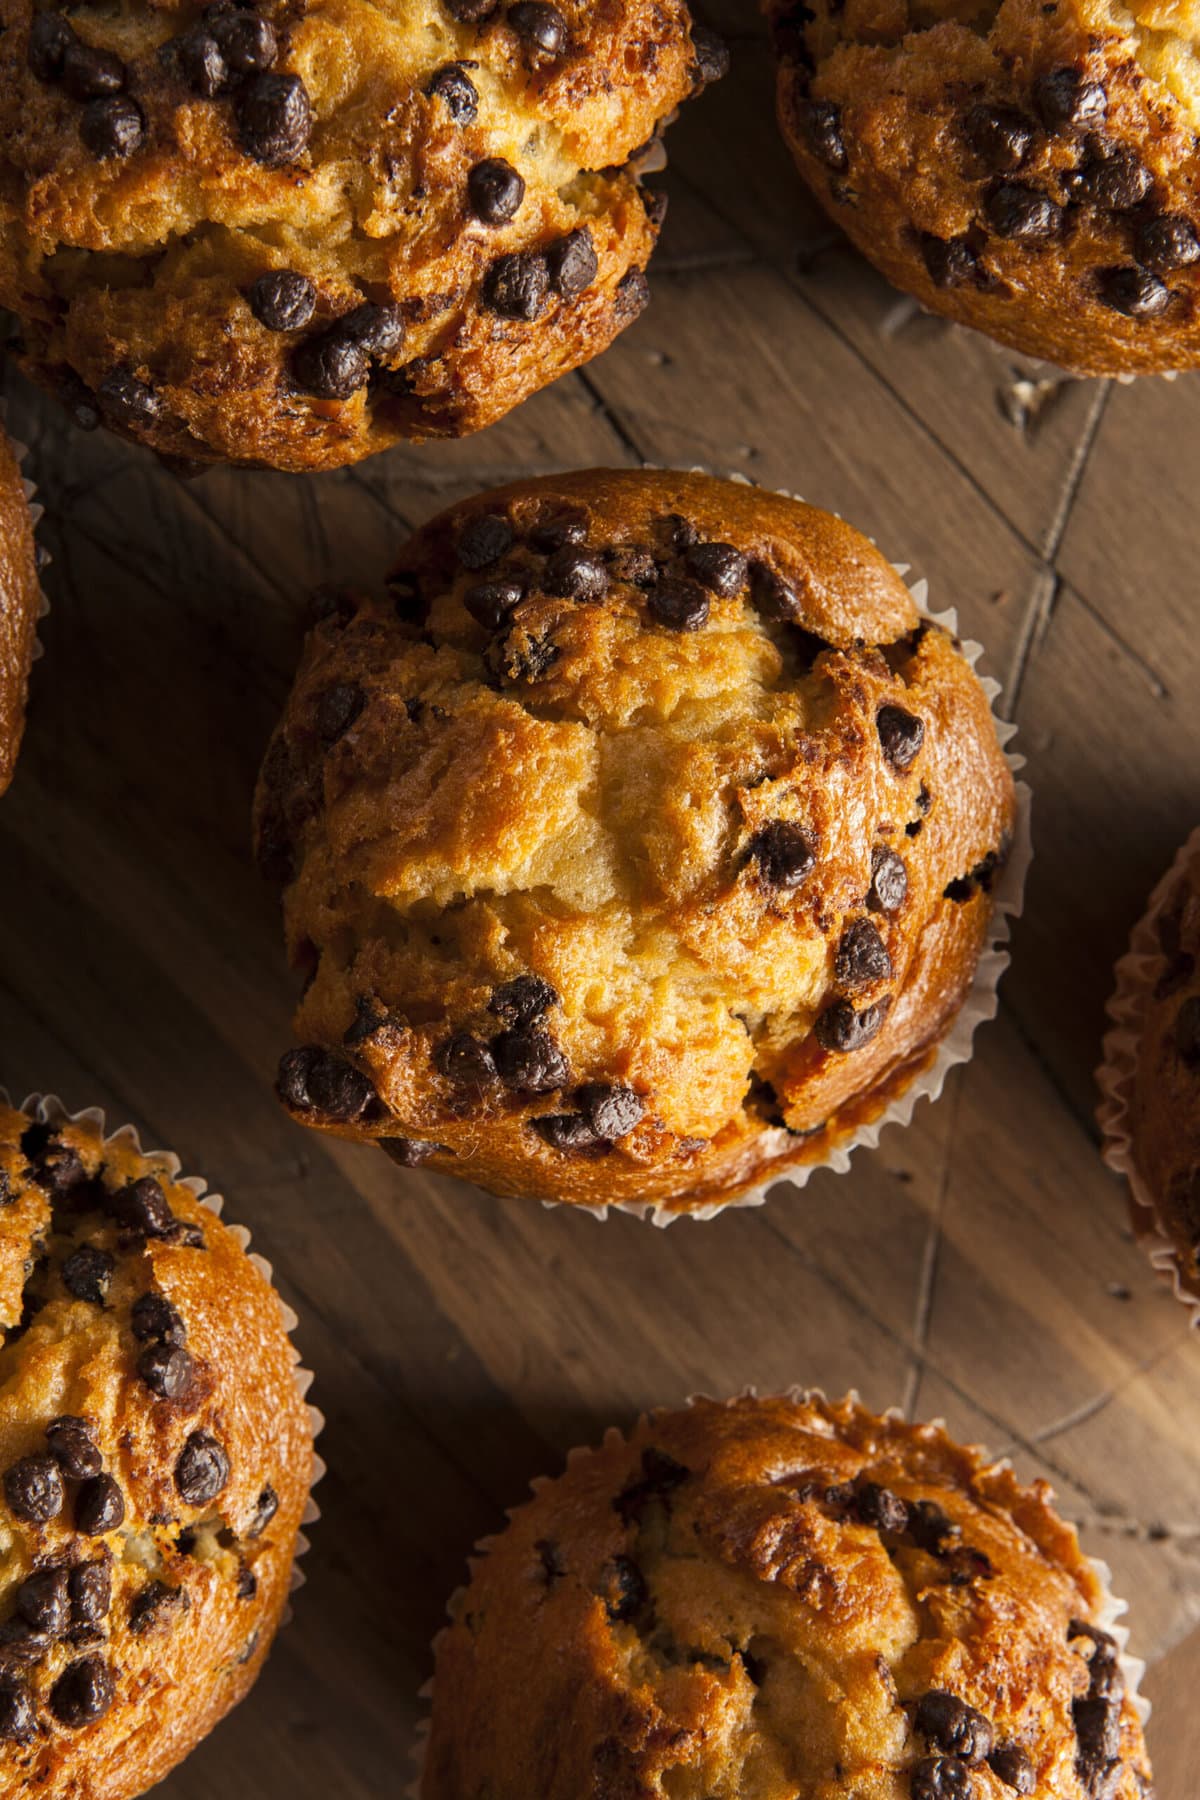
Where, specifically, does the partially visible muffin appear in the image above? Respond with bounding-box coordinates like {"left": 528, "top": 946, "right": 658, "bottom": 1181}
{"left": 0, "top": 0, "right": 725, "bottom": 471}
{"left": 767, "top": 0, "right": 1200, "bottom": 375}
{"left": 254, "top": 467, "right": 1017, "bottom": 1214}
{"left": 0, "top": 426, "right": 41, "bottom": 795}
{"left": 0, "top": 1098, "right": 314, "bottom": 1797}
{"left": 422, "top": 1392, "right": 1154, "bottom": 1799}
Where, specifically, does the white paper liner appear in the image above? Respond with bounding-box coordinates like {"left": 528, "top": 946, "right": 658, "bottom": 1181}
{"left": 1096, "top": 827, "right": 1200, "bottom": 1327}
{"left": 411, "top": 1388, "right": 1149, "bottom": 1796}
{"left": 2, "top": 1088, "right": 325, "bottom": 1613}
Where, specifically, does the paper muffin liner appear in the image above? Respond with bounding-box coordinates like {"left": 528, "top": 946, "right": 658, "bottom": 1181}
{"left": 3, "top": 1088, "right": 325, "bottom": 1613}
{"left": 410, "top": 1387, "right": 1149, "bottom": 1794}
{"left": 1096, "top": 827, "right": 1200, "bottom": 1326}
{"left": 0, "top": 397, "right": 51, "bottom": 650}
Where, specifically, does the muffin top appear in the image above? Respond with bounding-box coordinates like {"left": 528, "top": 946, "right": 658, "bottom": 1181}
{"left": 0, "top": 1099, "right": 313, "bottom": 1798}
{"left": 422, "top": 1392, "right": 1154, "bottom": 1800}
{"left": 0, "top": 0, "right": 721, "bottom": 470}
{"left": 254, "top": 468, "right": 1016, "bottom": 1213}
{"left": 767, "top": 0, "right": 1200, "bottom": 375}
{"left": 1130, "top": 852, "right": 1200, "bottom": 1295}
{"left": 0, "top": 427, "right": 41, "bottom": 797}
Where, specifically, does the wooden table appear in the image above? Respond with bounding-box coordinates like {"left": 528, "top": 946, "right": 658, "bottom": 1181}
{"left": 2, "top": 5, "right": 1198, "bottom": 1792}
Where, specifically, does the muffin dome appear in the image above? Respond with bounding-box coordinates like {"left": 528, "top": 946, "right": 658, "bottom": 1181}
{"left": 0, "top": 427, "right": 41, "bottom": 797}
{"left": 0, "top": 1098, "right": 314, "bottom": 1797}
{"left": 254, "top": 468, "right": 1016, "bottom": 1214}
{"left": 0, "top": 2, "right": 723, "bottom": 472}
{"left": 421, "top": 1392, "right": 1154, "bottom": 1799}
{"left": 767, "top": 0, "right": 1200, "bottom": 376}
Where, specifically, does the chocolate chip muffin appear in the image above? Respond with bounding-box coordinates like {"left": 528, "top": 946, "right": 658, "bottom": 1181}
{"left": 767, "top": 0, "right": 1200, "bottom": 375}
{"left": 0, "top": 0, "right": 723, "bottom": 473}
{"left": 421, "top": 1392, "right": 1154, "bottom": 1799}
{"left": 0, "top": 1097, "right": 314, "bottom": 1795}
{"left": 253, "top": 468, "right": 1017, "bottom": 1214}
{"left": 0, "top": 426, "right": 41, "bottom": 797}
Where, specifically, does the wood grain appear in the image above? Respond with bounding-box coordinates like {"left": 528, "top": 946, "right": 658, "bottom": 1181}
{"left": 1, "top": 7, "right": 1198, "bottom": 1794}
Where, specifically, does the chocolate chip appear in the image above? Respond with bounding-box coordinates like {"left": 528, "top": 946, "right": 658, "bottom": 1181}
{"left": 0, "top": 1619, "right": 49, "bottom": 1663}
{"left": 912, "top": 1757, "right": 973, "bottom": 1800}
{"left": 647, "top": 575, "right": 709, "bottom": 631}
{"left": 129, "top": 1579, "right": 187, "bottom": 1635}
{"left": 139, "top": 1342, "right": 196, "bottom": 1400}
{"left": 176, "top": 1430, "right": 230, "bottom": 1506}
{"left": 547, "top": 227, "right": 598, "bottom": 297}
{"left": 1034, "top": 66, "right": 1107, "bottom": 132}
{"left": 276, "top": 1047, "right": 378, "bottom": 1120}
{"left": 613, "top": 267, "right": 650, "bottom": 322}
{"left": 0, "top": 1679, "right": 34, "bottom": 1744}
{"left": 917, "top": 1692, "right": 995, "bottom": 1762}
{"left": 749, "top": 820, "right": 816, "bottom": 890}
{"left": 530, "top": 511, "right": 587, "bottom": 553}
{"left": 235, "top": 72, "right": 312, "bottom": 166}
{"left": 1177, "top": 996, "right": 1200, "bottom": 1065}
{"left": 291, "top": 330, "right": 368, "bottom": 400}
{"left": 1135, "top": 213, "right": 1200, "bottom": 272}
{"left": 798, "top": 98, "right": 847, "bottom": 172}
{"left": 16, "top": 1567, "right": 69, "bottom": 1636}
{"left": 1098, "top": 266, "right": 1170, "bottom": 319}
{"left": 114, "top": 1175, "right": 175, "bottom": 1238}
{"left": 98, "top": 367, "right": 160, "bottom": 427}
{"left": 380, "top": 1136, "right": 442, "bottom": 1167}
{"left": 81, "top": 94, "right": 146, "bottom": 158}
{"left": 965, "top": 104, "right": 1036, "bottom": 172}
{"left": 435, "top": 1032, "right": 497, "bottom": 1087}
{"left": 876, "top": 703, "right": 925, "bottom": 770}
{"left": 444, "top": 0, "right": 496, "bottom": 16}
{"left": 456, "top": 512, "right": 514, "bottom": 570}
{"left": 426, "top": 62, "right": 478, "bottom": 123}
{"left": 4, "top": 1455, "right": 64, "bottom": 1523}
{"left": 46, "top": 1416, "right": 102, "bottom": 1481}
{"left": 867, "top": 847, "right": 907, "bottom": 914}
{"left": 920, "top": 234, "right": 978, "bottom": 290}
{"left": 62, "top": 39, "right": 125, "bottom": 99}
{"left": 835, "top": 919, "right": 893, "bottom": 989}
{"left": 1088, "top": 1648, "right": 1126, "bottom": 1702}
{"left": 468, "top": 157, "right": 525, "bottom": 224}
{"left": 608, "top": 546, "right": 658, "bottom": 585}
{"left": 236, "top": 1562, "right": 257, "bottom": 1599}
{"left": 249, "top": 269, "right": 316, "bottom": 331}
{"left": 748, "top": 560, "right": 802, "bottom": 621}
{"left": 172, "top": 24, "right": 227, "bottom": 95}
{"left": 487, "top": 627, "right": 560, "bottom": 684}
{"left": 69, "top": 1560, "right": 112, "bottom": 1626}
{"left": 1074, "top": 1696, "right": 1122, "bottom": 1772}
{"left": 483, "top": 249, "right": 550, "bottom": 319}
{"left": 465, "top": 578, "right": 525, "bottom": 629}
{"left": 577, "top": 1083, "right": 644, "bottom": 1141}
{"left": 493, "top": 1025, "right": 569, "bottom": 1093}
{"left": 690, "top": 23, "right": 730, "bottom": 85}
{"left": 614, "top": 1447, "right": 690, "bottom": 1524}
{"left": 985, "top": 183, "right": 1062, "bottom": 241}
{"left": 853, "top": 1481, "right": 908, "bottom": 1534}
{"left": 507, "top": 1, "right": 567, "bottom": 53}
{"left": 314, "top": 680, "right": 365, "bottom": 745}
{"left": 598, "top": 1555, "right": 646, "bottom": 1622}
{"left": 49, "top": 1655, "right": 114, "bottom": 1727}
{"left": 27, "top": 11, "right": 73, "bottom": 81}
{"left": 248, "top": 1485, "right": 280, "bottom": 1537}
{"left": 544, "top": 547, "right": 608, "bottom": 602}
{"left": 489, "top": 975, "right": 558, "bottom": 1024}
{"left": 532, "top": 1113, "right": 601, "bottom": 1152}
{"left": 1076, "top": 145, "right": 1151, "bottom": 211}
{"left": 338, "top": 301, "right": 405, "bottom": 357}
{"left": 76, "top": 1473, "right": 125, "bottom": 1536}
{"left": 814, "top": 996, "right": 890, "bottom": 1053}
{"left": 62, "top": 1244, "right": 115, "bottom": 1305}
{"left": 131, "top": 1291, "right": 186, "bottom": 1346}
{"left": 685, "top": 542, "right": 748, "bottom": 597}
{"left": 210, "top": 9, "right": 276, "bottom": 72}
{"left": 667, "top": 513, "right": 700, "bottom": 550}
{"left": 987, "top": 1746, "right": 1035, "bottom": 1794}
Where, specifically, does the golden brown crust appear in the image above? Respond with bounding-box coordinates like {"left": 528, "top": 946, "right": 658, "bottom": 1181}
{"left": 766, "top": 0, "right": 1200, "bottom": 376}
{"left": 0, "top": 1100, "right": 313, "bottom": 1797}
{"left": 0, "top": 429, "right": 40, "bottom": 797}
{"left": 0, "top": 0, "right": 720, "bottom": 472}
{"left": 254, "top": 467, "right": 1016, "bottom": 1213}
{"left": 1130, "top": 852, "right": 1200, "bottom": 1296}
{"left": 422, "top": 1392, "right": 1154, "bottom": 1800}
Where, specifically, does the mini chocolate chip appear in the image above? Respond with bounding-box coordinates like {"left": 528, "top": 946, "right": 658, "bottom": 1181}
{"left": 249, "top": 269, "right": 316, "bottom": 331}
{"left": 532, "top": 1113, "right": 601, "bottom": 1152}
{"left": 917, "top": 1692, "right": 995, "bottom": 1762}
{"left": 248, "top": 1485, "right": 279, "bottom": 1537}
{"left": 0, "top": 1679, "right": 34, "bottom": 1744}
{"left": 465, "top": 579, "right": 525, "bottom": 629}
{"left": 336, "top": 301, "right": 405, "bottom": 357}
{"left": 798, "top": 98, "right": 847, "bottom": 172}
{"left": 547, "top": 227, "right": 598, "bottom": 297}
{"left": 598, "top": 1555, "right": 646, "bottom": 1622}
{"left": 172, "top": 24, "right": 227, "bottom": 95}
{"left": 748, "top": 560, "right": 802, "bottom": 621}
{"left": 380, "top": 1136, "right": 443, "bottom": 1167}
{"left": 614, "top": 1447, "right": 690, "bottom": 1524}
{"left": 613, "top": 267, "right": 649, "bottom": 321}
{"left": 876, "top": 703, "right": 925, "bottom": 770}
{"left": 69, "top": 1561, "right": 112, "bottom": 1626}
{"left": 965, "top": 104, "right": 1036, "bottom": 172}
{"left": 987, "top": 1746, "right": 1035, "bottom": 1794}
{"left": 1175, "top": 996, "right": 1200, "bottom": 1065}
{"left": 489, "top": 975, "right": 558, "bottom": 1023}
{"left": 487, "top": 628, "right": 560, "bottom": 684}
{"left": 129, "top": 1579, "right": 187, "bottom": 1635}
{"left": 131, "top": 1291, "right": 186, "bottom": 1346}
{"left": 1034, "top": 66, "right": 1107, "bottom": 132}
{"left": 235, "top": 72, "right": 312, "bottom": 166}
{"left": 685, "top": 542, "right": 748, "bottom": 597}
{"left": 276, "top": 1046, "right": 377, "bottom": 1120}
{"left": 492, "top": 1025, "right": 569, "bottom": 1093}
{"left": 49, "top": 1655, "right": 114, "bottom": 1727}
{"left": 176, "top": 1430, "right": 230, "bottom": 1506}
{"left": 426, "top": 62, "right": 478, "bottom": 123}
{"left": 530, "top": 511, "right": 588, "bottom": 553}
{"left": 1076, "top": 145, "right": 1151, "bottom": 211}
{"left": 508, "top": 1, "right": 567, "bottom": 53}
{"left": 76, "top": 1473, "right": 125, "bottom": 1536}
{"left": 868, "top": 847, "right": 907, "bottom": 913}
{"left": 1088, "top": 1649, "right": 1125, "bottom": 1702}
{"left": 985, "top": 183, "right": 1062, "bottom": 241}
{"left": 81, "top": 94, "right": 146, "bottom": 158}
{"left": 835, "top": 919, "right": 893, "bottom": 988}
{"left": 647, "top": 575, "right": 709, "bottom": 631}
{"left": 292, "top": 331, "right": 368, "bottom": 401}
{"left": 46, "top": 1417, "right": 102, "bottom": 1481}
{"left": 667, "top": 513, "right": 700, "bottom": 550}
{"left": 4, "top": 1455, "right": 64, "bottom": 1523}
{"left": 114, "top": 1175, "right": 175, "bottom": 1238}
{"left": 98, "top": 367, "right": 160, "bottom": 427}
{"left": 854, "top": 1481, "right": 908, "bottom": 1534}
{"left": 483, "top": 249, "right": 550, "bottom": 319}
{"left": 577, "top": 1083, "right": 644, "bottom": 1141}
{"left": 749, "top": 820, "right": 816, "bottom": 890}
{"left": 0, "top": 1619, "right": 49, "bottom": 1662}
{"left": 210, "top": 9, "right": 276, "bottom": 72}
{"left": 921, "top": 233, "right": 978, "bottom": 290}
{"left": 814, "top": 996, "right": 890, "bottom": 1053}
{"left": 912, "top": 1757, "right": 973, "bottom": 1800}
{"left": 139, "top": 1342, "right": 196, "bottom": 1400}
{"left": 909, "top": 1499, "right": 959, "bottom": 1553}
{"left": 435, "top": 1032, "right": 497, "bottom": 1087}
{"left": 1073, "top": 1696, "right": 1121, "bottom": 1770}
{"left": 16, "top": 1567, "right": 70, "bottom": 1636}
{"left": 1135, "top": 213, "right": 1200, "bottom": 272}
{"left": 690, "top": 23, "right": 730, "bottom": 85}
{"left": 27, "top": 10, "right": 74, "bottom": 81}
{"left": 236, "top": 1562, "right": 257, "bottom": 1599}
{"left": 544, "top": 547, "right": 609, "bottom": 601}
{"left": 608, "top": 546, "right": 658, "bottom": 585}
{"left": 62, "top": 1244, "right": 115, "bottom": 1305}
{"left": 315, "top": 681, "right": 365, "bottom": 744}
{"left": 62, "top": 39, "right": 125, "bottom": 100}
{"left": 1098, "top": 266, "right": 1170, "bottom": 319}
{"left": 468, "top": 157, "right": 525, "bottom": 224}
{"left": 456, "top": 512, "right": 514, "bottom": 570}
